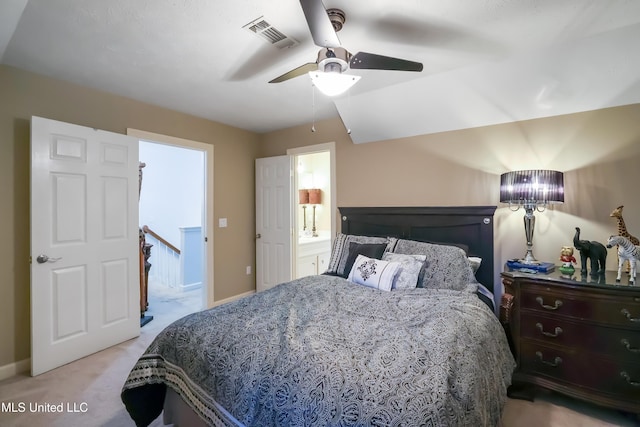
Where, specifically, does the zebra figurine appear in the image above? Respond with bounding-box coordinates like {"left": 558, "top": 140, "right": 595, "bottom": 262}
{"left": 606, "top": 235, "right": 640, "bottom": 283}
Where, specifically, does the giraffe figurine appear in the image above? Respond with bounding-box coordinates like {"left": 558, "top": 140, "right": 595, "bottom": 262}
{"left": 610, "top": 205, "right": 640, "bottom": 273}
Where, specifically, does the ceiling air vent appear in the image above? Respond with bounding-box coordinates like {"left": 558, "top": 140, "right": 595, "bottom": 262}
{"left": 243, "top": 16, "right": 298, "bottom": 49}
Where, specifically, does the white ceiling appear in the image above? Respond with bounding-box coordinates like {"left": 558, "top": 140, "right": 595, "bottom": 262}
{"left": 2, "top": 0, "right": 640, "bottom": 143}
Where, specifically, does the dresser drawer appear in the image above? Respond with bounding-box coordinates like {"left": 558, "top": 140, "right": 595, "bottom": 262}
{"left": 520, "top": 313, "right": 640, "bottom": 362}
{"left": 520, "top": 340, "right": 640, "bottom": 399}
{"left": 520, "top": 284, "right": 640, "bottom": 328}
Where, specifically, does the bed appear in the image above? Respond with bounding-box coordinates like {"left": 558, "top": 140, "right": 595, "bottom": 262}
{"left": 122, "top": 206, "right": 515, "bottom": 427}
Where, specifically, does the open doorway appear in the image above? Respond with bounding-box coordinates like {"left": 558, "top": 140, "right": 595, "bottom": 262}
{"left": 287, "top": 143, "right": 336, "bottom": 279}
{"left": 255, "top": 143, "right": 335, "bottom": 290}
{"left": 128, "top": 129, "right": 214, "bottom": 328}
{"left": 138, "top": 141, "right": 203, "bottom": 325}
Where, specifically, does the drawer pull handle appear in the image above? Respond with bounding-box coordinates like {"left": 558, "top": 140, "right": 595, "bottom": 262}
{"left": 536, "top": 297, "right": 563, "bottom": 310}
{"left": 536, "top": 323, "right": 562, "bottom": 337}
{"left": 535, "top": 351, "right": 562, "bottom": 367}
{"left": 621, "top": 309, "right": 640, "bottom": 322}
{"left": 621, "top": 339, "right": 640, "bottom": 353}
{"left": 620, "top": 371, "right": 640, "bottom": 387}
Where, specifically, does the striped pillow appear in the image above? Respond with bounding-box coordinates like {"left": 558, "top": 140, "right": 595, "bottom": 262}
{"left": 325, "top": 234, "right": 396, "bottom": 276}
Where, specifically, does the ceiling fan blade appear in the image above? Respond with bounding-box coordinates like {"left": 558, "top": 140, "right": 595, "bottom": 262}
{"left": 299, "top": 0, "right": 341, "bottom": 48}
{"left": 350, "top": 52, "right": 423, "bottom": 72}
{"left": 269, "top": 62, "right": 318, "bottom": 83}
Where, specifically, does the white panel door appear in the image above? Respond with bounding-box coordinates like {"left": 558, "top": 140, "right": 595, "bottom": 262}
{"left": 30, "top": 116, "right": 139, "bottom": 376}
{"left": 255, "top": 156, "right": 292, "bottom": 292}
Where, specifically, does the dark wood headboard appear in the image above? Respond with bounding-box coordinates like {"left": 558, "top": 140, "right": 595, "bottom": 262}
{"left": 339, "top": 206, "right": 497, "bottom": 292}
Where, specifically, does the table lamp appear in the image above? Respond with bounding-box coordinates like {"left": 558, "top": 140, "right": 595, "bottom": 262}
{"left": 500, "top": 170, "right": 564, "bottom": 264}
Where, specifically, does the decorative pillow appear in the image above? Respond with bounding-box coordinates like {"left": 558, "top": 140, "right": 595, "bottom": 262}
{"left": 325, "top": 234, "right": 396, "bottom": 277}
{"left": 382, "top": 252, "right": 426, "bottom": 290}
{"left": 347, "top": 254, "right": 401, "bottom": 292}
{"left": 428, "top": 241, "right": 469, "bottom": 255}
{"left": 341, "top": 242, "right": 388, "bottom": 278}
{"left": 392, "top": 239, "right": 477, "bottom": 292}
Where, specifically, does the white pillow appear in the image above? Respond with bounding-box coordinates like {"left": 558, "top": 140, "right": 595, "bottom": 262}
{"left": 382, "top": 252, "right": 426, "bottom": 290}
{"left": 468, "top": 256, "right": 482, "bottom": 274}
{"left": 347, "top": 254, "right": 401, "bottom": 292}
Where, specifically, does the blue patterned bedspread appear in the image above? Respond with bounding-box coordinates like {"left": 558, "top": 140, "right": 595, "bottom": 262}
{"left": 122, "top": 275, "right": 515, "bottom": 426}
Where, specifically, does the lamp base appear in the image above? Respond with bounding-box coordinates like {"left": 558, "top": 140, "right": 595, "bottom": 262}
{"left": 521, "top": 207, "right": 538, "bottom": 265}
{"left": 312, "top": 205, "right": 318, "bottom": 237}
{"left": 520, "top": 250, "right": 539, "bottom": 265}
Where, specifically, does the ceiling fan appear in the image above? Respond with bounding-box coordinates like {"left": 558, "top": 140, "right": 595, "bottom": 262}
{"left": 269, "top": 0, "right": 423, "bottom": 93}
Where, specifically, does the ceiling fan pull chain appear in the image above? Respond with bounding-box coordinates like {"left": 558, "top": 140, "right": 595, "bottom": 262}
{"left": 311, "top": 84, "right": 316, "bottom": 132}
{"left": 346, "top": 90, "right": 352, "bottom": 134}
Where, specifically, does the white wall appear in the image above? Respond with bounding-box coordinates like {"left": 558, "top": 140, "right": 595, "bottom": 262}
{"left": 139, "top": 140, "right": 204, "bottom": 249}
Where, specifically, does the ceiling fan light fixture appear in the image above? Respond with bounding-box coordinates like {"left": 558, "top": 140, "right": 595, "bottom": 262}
{"left": 308, "top": 71, "right": 361, "bottom": 97}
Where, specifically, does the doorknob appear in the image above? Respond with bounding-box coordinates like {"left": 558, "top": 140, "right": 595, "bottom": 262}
{"left": 256, "top": 234, "right": 262, "bottom": 239}
{"left": 36, "top": 254, "right": 62, "bottom": 264}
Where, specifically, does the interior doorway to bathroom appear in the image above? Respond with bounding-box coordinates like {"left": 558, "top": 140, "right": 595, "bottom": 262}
{"left": 288, "top": 142, "right": 336, "bottom": 279}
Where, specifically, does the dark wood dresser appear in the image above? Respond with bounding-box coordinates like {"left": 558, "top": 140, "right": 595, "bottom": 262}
{"left": 501, "top": 269, "right": 640, "bottom": 415}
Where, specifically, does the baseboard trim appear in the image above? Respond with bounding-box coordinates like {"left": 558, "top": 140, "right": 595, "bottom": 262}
{"left": 0, "top": 358, "right": 30, "bottom": 380}
{"left": 212, "top": 290, "right": 254, "bottom": 307}
{"left": 179, "top": 281, "right": 202, "bottom": 292}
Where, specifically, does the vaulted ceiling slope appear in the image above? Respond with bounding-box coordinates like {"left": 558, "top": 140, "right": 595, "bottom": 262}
{"left": 2, "top": 1, "right": 640, "bottom": 143}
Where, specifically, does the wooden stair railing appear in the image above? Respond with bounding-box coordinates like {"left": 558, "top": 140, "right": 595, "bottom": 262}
{"left": 139, "top": 228, "right": 152, "bottom": 321}
{"left": 139, "top": 226, "right": 181, "bottom": 322}
{"left": 142, "top": 225, "right": 181, "bottom": 254}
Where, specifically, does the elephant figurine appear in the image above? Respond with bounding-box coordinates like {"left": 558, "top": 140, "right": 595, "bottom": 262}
{"left": 573, "top": 227, "right": 607, "bottom": 276}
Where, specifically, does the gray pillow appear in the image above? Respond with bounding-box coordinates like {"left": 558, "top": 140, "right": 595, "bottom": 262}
{"left": 393, "top": 239, "right": 477, "bottom": 292}
{"left": 382, "top": 252, "right": 426, "bottom": 290}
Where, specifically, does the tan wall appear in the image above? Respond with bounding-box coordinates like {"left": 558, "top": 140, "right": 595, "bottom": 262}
{"left": 259, "top": 104, "right": 640, "bottom": 292}
{"left": 3, "top": 61, "right": 640, "bottom": 370}
{"left": 0, "top": 65, "right": 260, "bottom": 368}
